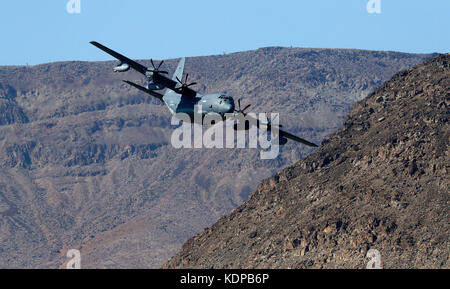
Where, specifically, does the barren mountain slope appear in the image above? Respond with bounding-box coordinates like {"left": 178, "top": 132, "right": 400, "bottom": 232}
{"left": 0, "top": 47, "right": 434, "bottom": 268}
{"left": 163, "top": 54, "right": 449, "bottom": 269}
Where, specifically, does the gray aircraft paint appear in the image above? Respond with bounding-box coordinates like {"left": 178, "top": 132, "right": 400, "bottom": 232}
{"left": 89, "top": 41, "right": 318, "bottom": 147}
{"left": 163, "top": 58, "right": 234, "bottom": 117}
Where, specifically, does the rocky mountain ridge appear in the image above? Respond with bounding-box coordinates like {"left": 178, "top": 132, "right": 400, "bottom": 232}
{"left": 163, "top": 54, "right": 449, "bottom": 269}
{"left": 0, "top": 47, "right": 435, "bottom": 268}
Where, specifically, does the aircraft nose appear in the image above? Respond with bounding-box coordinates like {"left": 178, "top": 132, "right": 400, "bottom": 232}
{"left": 226, "top": 102, "right": 234, "bottom": 113}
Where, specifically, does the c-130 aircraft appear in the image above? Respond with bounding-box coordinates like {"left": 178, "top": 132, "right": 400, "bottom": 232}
{"left": 90, "top": 41, "right": 318, "bottom": 147}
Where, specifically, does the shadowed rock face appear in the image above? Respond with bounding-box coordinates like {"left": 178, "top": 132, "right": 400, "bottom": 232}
{"left": 0, "top": 47, "right": 435, "bottom": 268}
{"left": 163, "top": 54, "right": 449, "bottom": 269}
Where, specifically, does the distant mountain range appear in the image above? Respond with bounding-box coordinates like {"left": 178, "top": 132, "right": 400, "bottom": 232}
{"left": 0, "top": 47, "right": 435, "bottom": 268}
{"left": 163, "top": 54, "right": 449, "bottom": 269}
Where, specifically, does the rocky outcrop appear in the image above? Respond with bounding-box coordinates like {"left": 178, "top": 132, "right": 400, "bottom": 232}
{"left": 163, "top": 54, "right": 449, "bottom": 269}
{"left": 0, "top": 48, "right": 436, "bottom": 268}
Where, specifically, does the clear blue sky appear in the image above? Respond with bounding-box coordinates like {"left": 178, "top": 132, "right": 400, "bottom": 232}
{"left": 1, "top": 0, "right": 448, "bottom": 65}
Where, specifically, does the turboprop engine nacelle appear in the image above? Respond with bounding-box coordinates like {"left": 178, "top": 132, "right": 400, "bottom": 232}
{"left": 113, "top": 62, "right": 130, "bottom": 72}
{"left": 147, "top": 83, "right": 165, "bottom": 90}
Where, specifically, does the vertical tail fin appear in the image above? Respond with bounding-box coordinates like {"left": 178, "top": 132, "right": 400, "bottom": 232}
{"left": 162, "top": 57, "right": 186, "bottom": 113}
{"left": 172, "top": 57, "right": 185, "bottom": 82}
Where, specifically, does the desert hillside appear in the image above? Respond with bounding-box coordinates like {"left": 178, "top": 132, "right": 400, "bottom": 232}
{"left": 0, "top": 47, "right": 434, "bottom": 268}
{"left": 163, "top": 54, "right": 449, "bottom": 269}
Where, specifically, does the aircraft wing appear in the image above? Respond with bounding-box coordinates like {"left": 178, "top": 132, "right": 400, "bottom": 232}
{"left": 90, "top": 41, "right": 148, "bottom": 75}
{"left": 122, "top": 80, "right": 164, "bottom": 102}
{"left": 90, "top": 41, "right": 198, "bottom": 98}
{"left": 153, "top": 68, "right": 197, "bottom": 98}
{"left": 244, "top": 114, "right": 318, "bottom": 147}
{"left": 279, "top": 129, "right": 318, "bottom": 147}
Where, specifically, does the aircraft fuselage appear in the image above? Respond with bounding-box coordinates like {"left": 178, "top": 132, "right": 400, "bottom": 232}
{"left": 164, "top": 92, "right": 235, "bottom": 118}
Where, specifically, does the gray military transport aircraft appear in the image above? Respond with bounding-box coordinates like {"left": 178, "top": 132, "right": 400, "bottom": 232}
{"left": 90, "top": 41, "right": 318, "bottom": 147}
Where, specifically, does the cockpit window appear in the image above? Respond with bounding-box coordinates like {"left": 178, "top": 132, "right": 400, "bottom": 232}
{"left": 220, "top": 95, "right": 232, "bottom": 100}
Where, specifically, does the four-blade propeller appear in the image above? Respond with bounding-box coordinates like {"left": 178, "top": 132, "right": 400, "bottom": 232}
{"left": 149, "top": 59, "right": 168, "bottom": 74}
{"left": 176, "top": 74, "right": 197, "bottom": 91}
{"left": 234, "top": 98, "right": 251, "bottom": 116}
{"left": 234, "top": 98, "right": 282, "bottom": 129}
